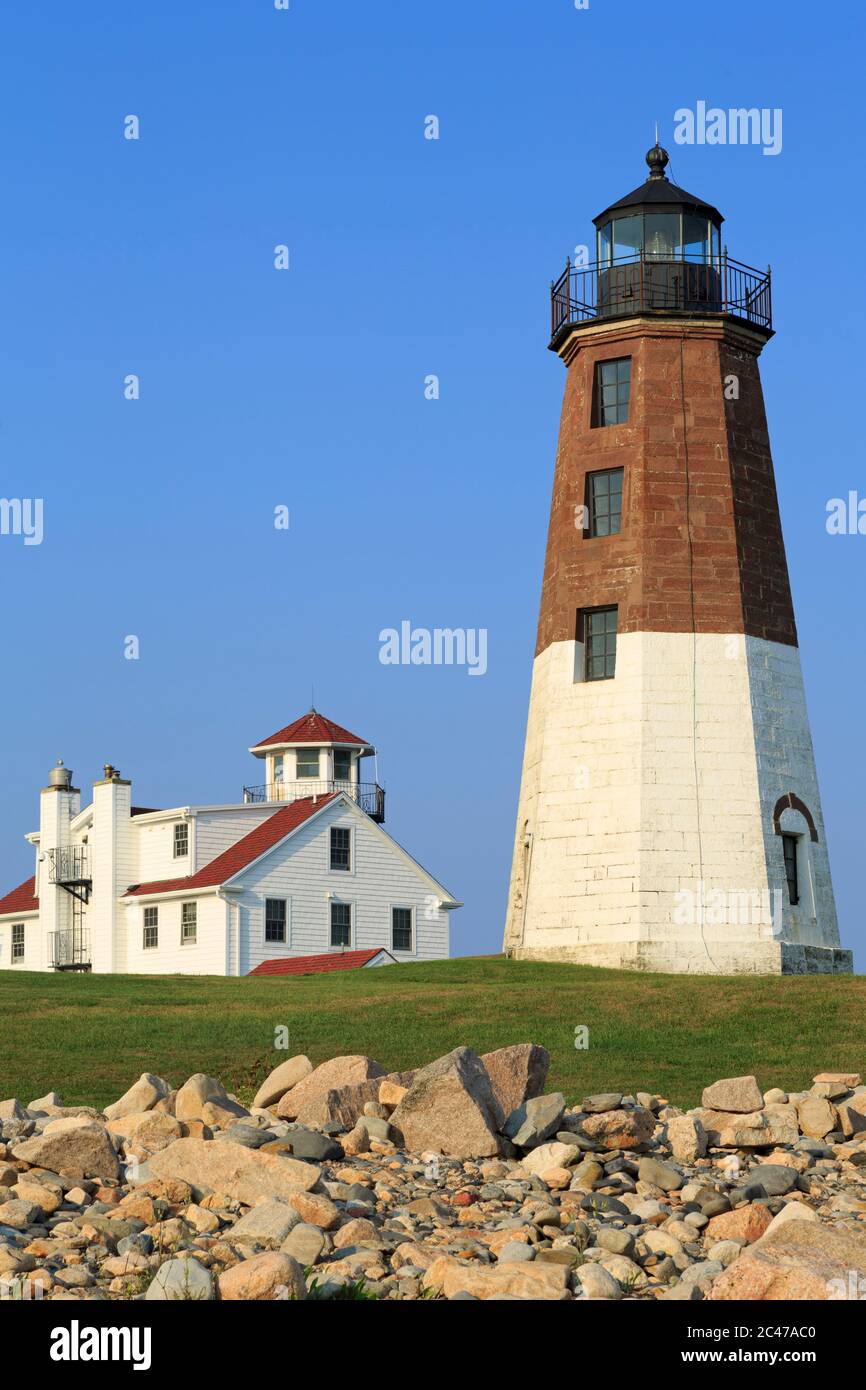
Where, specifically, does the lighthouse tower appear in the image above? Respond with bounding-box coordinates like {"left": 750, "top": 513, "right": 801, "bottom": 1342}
{"left": 504, "top": 145, "right": 851, "bottom": 975}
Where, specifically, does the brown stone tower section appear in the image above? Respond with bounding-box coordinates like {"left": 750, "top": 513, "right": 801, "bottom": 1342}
{"left": 503, "top": 143, "right": 850, "bottom": 975}
{"left": 536, "top": 317, "right": 797, "bottom": 657}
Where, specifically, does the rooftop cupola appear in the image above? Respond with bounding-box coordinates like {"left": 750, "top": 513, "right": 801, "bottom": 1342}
{"left": 245, "top": 709, "right": 385, "bottom": 822}
{"left": 551, "top": 142, "right": 771, "bottom": 348}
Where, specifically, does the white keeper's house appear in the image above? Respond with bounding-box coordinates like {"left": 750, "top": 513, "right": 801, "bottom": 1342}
{"left": 0, "top": 710, "right": 460, "bottom": 976}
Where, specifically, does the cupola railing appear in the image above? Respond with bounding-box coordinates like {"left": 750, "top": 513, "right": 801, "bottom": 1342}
{"left": 551, "top": 249, "right": 772, "bottom": 343}
{"left": 242, "top": 778, "right": 386, "bottom": 823}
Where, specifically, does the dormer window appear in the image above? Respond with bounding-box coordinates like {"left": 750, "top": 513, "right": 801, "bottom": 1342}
{"left": 173, "top": 823, "right": 189, "bottom": 858}
{"left": 297, "top": 749, "right": 320, "bottom": 779}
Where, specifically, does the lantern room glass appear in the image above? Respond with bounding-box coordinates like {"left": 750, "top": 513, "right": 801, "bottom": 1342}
{"left": 597, "top": 211, "right": 715, "bottom": 265}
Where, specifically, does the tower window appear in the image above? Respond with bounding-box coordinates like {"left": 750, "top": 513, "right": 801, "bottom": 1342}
{"left": 334, "top": 750, "right": 352, "bottom": 782}
{"left": 11, "top": 923, "right": 24, "bottom": 963}
{"left": 330, "top": 902, "right": 352, "bottom": 948}
{"left": 782, "top": 834, "right": 800, "bottom": 905}
{"left": 173, "top": 823, "right": 189, "bottom": 858}
{"left": 593, "top": 357, "right": 631, "bottom": 427}
{"left": 580, "top": 607, "right": 618, "bottom": 681}
{"left": 330, "top": 826, "right": 351, "bottom": 871}
{"left": 392, "top": 906, "right": 413, "bottom": 953}
{"left": 297, "top": 749, "right": 320, "bottom": 778}
{"left": 181, "top": 901, "right": 197, "bottom": 944}
{"left": 273, "top": 754, "right": 284, "bottom": 785}
{"left": 143, "top": 907, "right": 158, "bottom": 950}
{"left": 586, "top": 468, "right": 624, "bottom": 537}
{"left": 265, "top": 898, "right": 287, "bottom": 943}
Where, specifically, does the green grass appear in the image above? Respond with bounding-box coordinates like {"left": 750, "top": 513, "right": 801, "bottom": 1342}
{"left": 1, "top": 956, "right": 863, "bottom": 1112}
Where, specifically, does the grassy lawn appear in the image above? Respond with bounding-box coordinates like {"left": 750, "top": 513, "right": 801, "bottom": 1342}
{"left": 1, "top": 955, "right": 863, "bottom": 1112}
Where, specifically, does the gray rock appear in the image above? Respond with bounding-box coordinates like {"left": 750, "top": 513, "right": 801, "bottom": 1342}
{"left": 638, "top": 1157, "right": 684, "bottom": 1191}
{"left": 503, "top": 1093, "right": 566, "bottom": 1149}
{"left": 581, "top": 1093, "right": 623, "bottom": 1114}
{"left": 215, "top": 1124, "right": 274, "bottom": 1149}
{"left": 281, "top": 1222, "right": 326, "bottom": 1266}
{"left": 594, "top": 1227, "right": 635, "bottom": 1257}
{"left": 748, "top": 1164, "right": 798, "bottom": 1196}
{"left": 498, "top": 1241, "right": 536, "bottom": 1263}
{"left": 231, "top": 1200, "right": 300, "bottom": 1248}
{"left": 288, "top": 1130, "right": 344, "bottom": 1162}
{"left": 145, "top": 1256, "right": 214, "bottom": 1301}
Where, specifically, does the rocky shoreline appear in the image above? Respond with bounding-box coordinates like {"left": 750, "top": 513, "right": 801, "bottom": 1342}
{"left": 2, "top": 1045, "right": 866, "bottom": 1301}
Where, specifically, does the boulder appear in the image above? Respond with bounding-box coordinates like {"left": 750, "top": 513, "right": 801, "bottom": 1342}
{"left": 422, "top": 1254, "right": 569, "bottom": 1300}
{"left": 389, "top": 1048, "right": 502, "bottom": 1158}
{"left": 503, "top": 1092, "right": 566, "bottom": 1149}
{"left": 479, "top": 1044, "right": 550, "bottom": 1121}
{"left": 276, "top": 1056, "right": 386, "bottom": 1120}
{"left": 218, "top": 1251, "right": 307, "bottom": 1301}
{"left": 580, "top": 1093, "right": 623, "bottom": 1114}
{"left": 701, "top": 1075, "right": 764, "bottom": 1114}
{"left": 667, "top": 1115, "right": 707, "bottom": 1162}
{"left": 520, "top": 1141, "right": 580, "bottom": 1175}
{"left": 295, "top": 1071, "right": 415, "bottom": 1129}
{"left": 121, "top": 1113, "right": 184, "bottom": 1159}
{"left": 813, "top": 1071, "right": 860, "bottom": 1087}
{"left": 175, "top": 1074, "right": 248, "bottom": 1125}
{"left": 695, "top": 1105, "right": 797, "bottom": 1148}
{"left": 104, "top": 1073, "right": 171, "bottom": 1121}
{"left": 252, "top": 1056, "right": 313, "bottom": 1110}
{"left": 638, "top": 1156, "right": 684, "bottom": 1191}
{"left": 709, "top": 1217, "right": 866, "bottom": 1300}
{"left": 836, "top": 1092, "right": 866, "bottom": 1138}
{"left": 580, "top": 1107, "right": 655, "bottom": 1151}
{"left": 281, "top": 1223, "right": 326, "bottom": 1266}
{"left": 705, "top": 1202, "right": 774, "bottom": 1245}
{"left": 231, "top": 1201, "right": 299, "bottom": 1248}
{"left": 795, "top": 1094, "right": 836, "bottom": 1139}
{"left": 134, "top": 1137, "right": 320, "bottom": 1203}
{"left": 11, "top": 1119, "right": 120, "bottom": 1181}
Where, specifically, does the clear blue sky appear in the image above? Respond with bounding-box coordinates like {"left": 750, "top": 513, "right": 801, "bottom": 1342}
{"left": 1, "top": 0, "right": 863, "bottom": 968}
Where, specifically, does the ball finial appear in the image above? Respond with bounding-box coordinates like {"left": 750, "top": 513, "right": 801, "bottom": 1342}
{"left": 645, "top": 142, "right": 670, "bottom": 179}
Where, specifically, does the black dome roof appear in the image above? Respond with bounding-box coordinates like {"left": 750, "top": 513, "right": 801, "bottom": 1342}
{"left": 594, "top": 144, "right": 723, "bottom": 227}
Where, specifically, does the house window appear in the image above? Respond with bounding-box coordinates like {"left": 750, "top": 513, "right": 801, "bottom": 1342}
{"left": 265, "top": 898, "right": 287, "bottom": 943}
{"left": 330, "top": 902, "right": 352, "bottom": 948}
{"left": 586, "top": 468, "right": 624, "bottom": 537}
{"left": 11, "top": 923, "right": 24, "bottom": 963}
{"left": 334, "top": 750, "right": 352, "bottom": 783}
{"left": 392, "top": 907, "right": 413, "bottom": 953}
{"left": 173, "top": 823, "right": 189, "bottom": 858}
{"left": 580, "top": 607, "right": 618, "bottom": 681}
{"left": 273, "top": 754, "right": 284, "bottom": 785}
{"left": 782, "top": 834, "right": 800, "bottom": 905}
{"left": 297, "top": 749, "right": 320, "bottom": 778}
{"left": 143, "top": 907, "right": 158, "bottom": 950}
{"left": 181, "top": 901, "right": 197, "bottom": 944}
{"left": 593, "top": 357, "right": 631, "bottom": 427}
{"left": 330, "top": 826, "right": 351, "bottom": 871}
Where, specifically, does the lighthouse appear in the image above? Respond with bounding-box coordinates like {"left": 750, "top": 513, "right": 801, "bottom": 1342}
{"left": 504, "top": 144, "right": 851, "bottom": 975}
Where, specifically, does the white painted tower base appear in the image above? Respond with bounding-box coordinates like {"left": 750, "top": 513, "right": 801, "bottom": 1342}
{"left": 503, "top": 631, "right": 851, "bottom": 975}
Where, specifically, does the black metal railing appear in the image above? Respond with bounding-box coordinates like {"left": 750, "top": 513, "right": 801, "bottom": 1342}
{"left": 48, "top": 929, "right": 91, "bottom": 970}
{"left": 48, "top": 845, "right": 90, "bottom": 884}
{"left": 242, "top": 779, "right": 386, "bottom": 823}
{"left": 550, "top": 250, "right": 772, "bottom": 340}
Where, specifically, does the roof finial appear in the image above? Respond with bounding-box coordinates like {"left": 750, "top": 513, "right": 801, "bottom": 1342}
{"left": 645, "top": 134, "right": 669, "bottom": 181}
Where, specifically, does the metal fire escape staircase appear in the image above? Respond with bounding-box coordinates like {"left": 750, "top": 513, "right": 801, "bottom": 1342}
{"left": 47, "top": 846, "right": 92, "bottom": 970}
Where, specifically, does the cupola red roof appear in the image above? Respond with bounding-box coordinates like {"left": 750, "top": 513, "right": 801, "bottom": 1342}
{"left": 251, "top": 710, "right": 371, "bottom": 751}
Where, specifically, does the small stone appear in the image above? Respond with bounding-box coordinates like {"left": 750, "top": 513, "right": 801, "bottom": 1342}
{"left": 503, "top": 1093, "right": 566, "bottom": 1149}
{"left": 145, "top": 1257, "right": 214, "bottom": 1301}
{"left": 281, "top": 1223, "right": 326, "bottom": 1265}
{"left": 252, "top": 1056, "right": 313, "bottom": 1110}
{"left": 638, "top": 1157, "right": 683, "bottom": 1191}
{"left": 575, "top": 1263, "right": 622, "bottom": 1300}
{"left": 219, "top": 1251, "right": 307, "bottom": 1300}
{"left": 705, "top": 1203, "right": 774, "bottom": 1245}
{"left": 231, "top": 1201, "right": 299, "bottom": 1247}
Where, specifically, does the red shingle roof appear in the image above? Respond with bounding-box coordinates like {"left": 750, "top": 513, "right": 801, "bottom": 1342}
{"left": 124, "top": 794, "right": 336, "bottom": 898}
{"left": 252, "top": 710, "right": 370, "bottom": 750}
{"left": 249, "top": 948, "right": 394, "bottom": 977}
{"left": 0, "top": 875, "right": 39, "bottom": 916}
